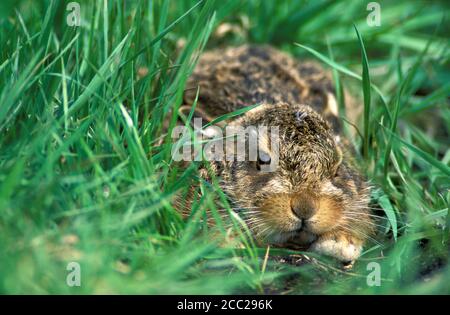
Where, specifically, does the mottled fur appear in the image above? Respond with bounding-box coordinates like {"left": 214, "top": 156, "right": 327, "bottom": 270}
{"left": 181, "top": 45, "right": 373, "bottom": 263}
{"left": 185, "top": 45, "right": 341, "bottom": 132}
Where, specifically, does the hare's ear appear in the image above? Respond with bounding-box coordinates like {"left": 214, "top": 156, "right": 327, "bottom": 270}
{"left": 178, "top": 105, "right": 223, "bottom": 139}
{"left": 322, "top": 92, "right": 341, "bottom": 133}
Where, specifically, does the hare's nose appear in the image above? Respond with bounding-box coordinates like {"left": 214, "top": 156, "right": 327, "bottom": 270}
{"left": 290, "top": 195, "right": 316, "bottom": 220}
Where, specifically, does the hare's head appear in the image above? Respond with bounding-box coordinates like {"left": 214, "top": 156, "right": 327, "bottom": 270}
{"left": 206, "top": 103, "right": 373, "bottom": 246}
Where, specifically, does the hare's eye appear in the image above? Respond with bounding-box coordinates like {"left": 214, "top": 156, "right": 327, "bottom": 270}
{"left": 333, "top": 164, "right": 341, "bottom": 178}
{"left": 256, "top": 152, "right": 271, "bottom": 171}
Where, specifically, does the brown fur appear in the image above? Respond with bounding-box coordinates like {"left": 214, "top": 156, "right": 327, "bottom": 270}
{"left": 179, "top": 45, "right": 374, "bottom": 263}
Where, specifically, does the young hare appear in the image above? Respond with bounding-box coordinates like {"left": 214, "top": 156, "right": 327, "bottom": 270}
{"left": 180, "top": 45, "right": 373, "bottom": 264}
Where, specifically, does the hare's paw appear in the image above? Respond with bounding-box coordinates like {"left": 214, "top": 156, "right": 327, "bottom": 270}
{"left": 310, "top": 234, "right": 363, "bottom": 263}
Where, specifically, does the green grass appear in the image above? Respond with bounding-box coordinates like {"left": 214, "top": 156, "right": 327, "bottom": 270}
{"left": 0, "top": 0, "right": 449, "bottom": 294}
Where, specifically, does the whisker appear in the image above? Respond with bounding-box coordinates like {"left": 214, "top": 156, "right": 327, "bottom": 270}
{"left": 337, "top": 223, "right": 383, "bottom": 246}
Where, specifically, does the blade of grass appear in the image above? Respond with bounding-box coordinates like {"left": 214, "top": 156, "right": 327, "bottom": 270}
{"left": 294, "top": 42, "right": 389, "bottom": 118}
{"left": 378, "top": 194, "right": 398, "bottom": 241}
{"left": 381, "top": 125, "right": 450, "bottom": 177}
{"left": 120, "top": 0, "right": 205, "bottom": 68}
{"left": 383, "top": 35, "right": 432, "bottom": 177}
{"left": 204, "top": 103, "right": 261, "bottom": 128}
{"left": 354, "top": 24, "right": 371, "bottom": 160}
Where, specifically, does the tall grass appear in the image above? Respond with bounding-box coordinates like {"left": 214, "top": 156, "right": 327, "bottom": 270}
{"left": 0, "top": 0, "right": 448, "bottom": 294}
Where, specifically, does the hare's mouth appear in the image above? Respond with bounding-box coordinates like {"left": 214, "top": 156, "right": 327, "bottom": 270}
{"left": 269, "top": 229, "right": 317, "bottom": 249}
{"left": 264, "top": 227, "right": 318, "bottom": 247}
{"left": 250, "top": 216, "right": 313, "bottom": 245}
{"left": 290, "top": 229, "right": 317, "bottom": 245}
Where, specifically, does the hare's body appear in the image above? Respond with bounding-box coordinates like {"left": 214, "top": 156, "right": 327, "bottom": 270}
{"left": 185, "top": 45, "right": 341, "bottom": 131}
{"left": 182, "top": 45, "right": 373, "bottom": 263}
